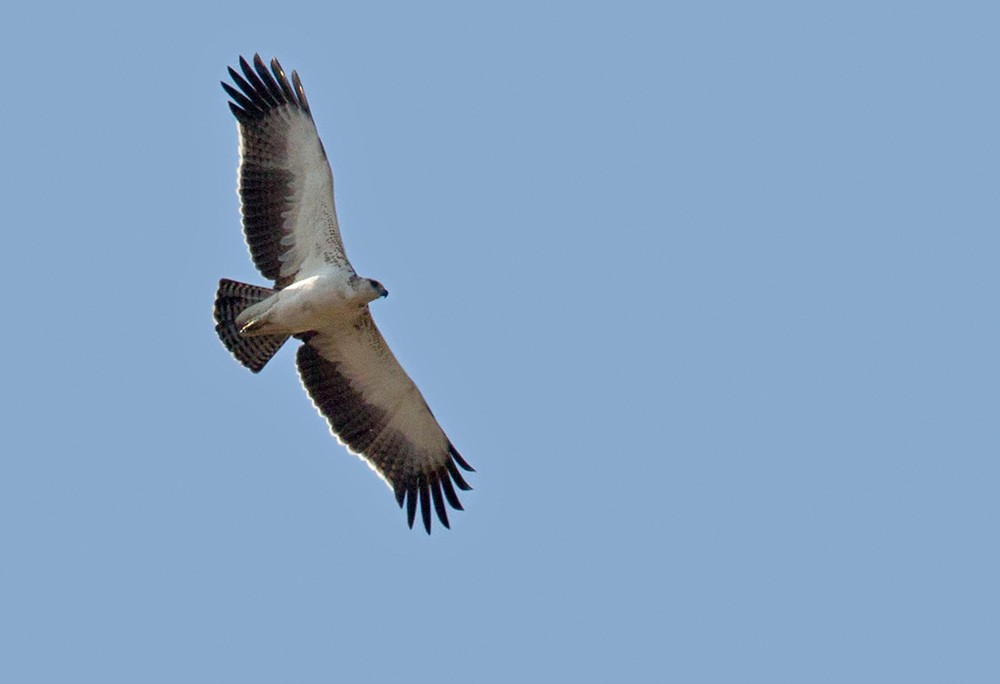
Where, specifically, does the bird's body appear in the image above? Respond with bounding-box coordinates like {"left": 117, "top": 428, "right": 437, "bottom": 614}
{"left": 213, "top": 55, "right": 472, "bottom": 533}
{"left": 236, "top": 273, "right": 379, "bottom": 336}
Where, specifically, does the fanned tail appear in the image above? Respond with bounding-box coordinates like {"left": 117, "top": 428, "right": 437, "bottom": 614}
{"left": 213, "top": 278, "right": 289, "bottom": 372}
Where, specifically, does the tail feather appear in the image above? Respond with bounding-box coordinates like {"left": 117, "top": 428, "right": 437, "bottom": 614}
{"left": 214, "top": 278, "right": 289, "bottom": 373}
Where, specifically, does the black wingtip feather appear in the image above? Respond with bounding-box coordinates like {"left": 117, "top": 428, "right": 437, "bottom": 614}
{"left": 270, "top": 58, "right": 296, "bottom": 103}
{"left": 222, "top": 82, "right": 261, "bottom": 118}
{"left": 449, "top": 444, "right": 475, "bottom": 472}
{"left": 291, "top": 70, "right": 310, "bottom": 112}
{"left": 406, "top": 488, "right": 417, "bottom": 529}
{"left": 253, "top": 54, "right": 287, "bottom": 105}
{"left": 446, "top": 459, "right": 473, "bottom": 491}
{"left": 439, "top": 474, "right": 463, "bottom": 510}
{"left": 430, "top": 474, "right": 450, "bottom": 529}
{"left": 418, "top": 476, "right": 432, "bottom": 534}
{"left": 227, "top": 67, "right": 270, "bottom": 113}
{"left": 223, "top": 55, "right": 311, "bottom": 124}
{"left": 238, "top": 56, "right": 279, "bottom": 109}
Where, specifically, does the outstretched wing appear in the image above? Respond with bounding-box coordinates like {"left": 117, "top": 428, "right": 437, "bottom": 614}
{"left": 223, "top": 54, "right": 351, "bottom": 289}
{"left": 295, "top": 311, "right": 474, "bottom": 533}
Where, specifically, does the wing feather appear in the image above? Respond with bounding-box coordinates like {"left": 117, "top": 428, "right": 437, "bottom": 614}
{"left": 294, "top": 310, "right": 473, "bottom": 533}
{"left": 429, "top": 473, "right": 449, "bottom": 529}
{"left": 250, "top": 56, "right": 288, "bottom": 106}
{"left": 223, "top": 54, "right": 350, "bottom": 288}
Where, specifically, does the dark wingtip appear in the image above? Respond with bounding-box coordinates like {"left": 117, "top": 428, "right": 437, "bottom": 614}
{"left": 252, "top": 54, "right": 287, "bottom": 104}
{"left": 270, "top": 57, "right": 297, "bottom": 103}
{"left": 418, "top": 476, "right": 432, "bottom": 534}
{"left": 447, "top": 459, "right": 473, "bottom": 491}
{"left": 238, "top": 55, "right": 253, "bottom": 77}
{"left": 291, "top": 70, "right": 310, "bottom": 112}
{"left": 440, "top": 474, "right": 464, "bottom": 511}
{"left": 449, "top": 444, "right": 475, "bottom": 472}
{"left": 239, "top": 56, "right": 279, "bottom": 108}
{"left": 224, "top": 54, "right": 312, "bottom": 123}
{"left": 430, "top": 473, "right": 450, "bottom": 529}
{"left": 222, "top": 82, "right": 260, "bottom": 119}
{"left": 405, "top": 488, "right": 417, "bottom": 528}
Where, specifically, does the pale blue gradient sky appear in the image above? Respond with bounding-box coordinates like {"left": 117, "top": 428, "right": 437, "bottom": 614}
{"left": 1, "top": 2, "right": 997, "bottom": 682}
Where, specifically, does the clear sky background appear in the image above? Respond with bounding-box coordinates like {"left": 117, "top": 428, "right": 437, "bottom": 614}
{"left": 1, "top": 1, "right": 997, "bottom": 682}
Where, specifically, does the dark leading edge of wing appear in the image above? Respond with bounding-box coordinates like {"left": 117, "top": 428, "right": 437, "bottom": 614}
{"left": 296, "top": 343, "right": 475, "bottom": 534}
{"left": 222, "top": 54, "right": 310, "bottom": 124}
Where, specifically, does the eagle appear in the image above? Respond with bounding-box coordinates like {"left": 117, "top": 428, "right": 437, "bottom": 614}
{"left": 213, "top": 55, "right": 473, "bottom": 533}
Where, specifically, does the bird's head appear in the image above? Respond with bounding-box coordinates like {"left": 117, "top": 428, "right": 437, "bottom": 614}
{"left": 366, "top": 278, "right": 389, "bottom": 300}
{"left": 349, "top": 275, "right": 388, "bottom": 307}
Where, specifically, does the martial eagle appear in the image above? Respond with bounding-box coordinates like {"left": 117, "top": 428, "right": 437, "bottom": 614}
{"left": 213, "top": 55, "right": 473, "bottom": 533}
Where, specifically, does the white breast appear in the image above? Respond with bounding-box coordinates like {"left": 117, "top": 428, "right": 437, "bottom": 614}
{"left": 268, "top": 273, "right": 363, "bottom": 333}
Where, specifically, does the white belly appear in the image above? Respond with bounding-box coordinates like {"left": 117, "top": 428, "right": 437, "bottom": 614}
{"left": 238, "top": 274, "right": 363, "bottom": 335}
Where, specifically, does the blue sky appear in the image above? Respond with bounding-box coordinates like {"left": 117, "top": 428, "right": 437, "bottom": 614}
{"left": 1, "top": 1, "right": 997, "bottom": 682}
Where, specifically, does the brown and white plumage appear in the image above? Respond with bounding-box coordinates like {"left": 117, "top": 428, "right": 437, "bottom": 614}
{"left": 213, "top": 55, "right": 473, "bottom": 533}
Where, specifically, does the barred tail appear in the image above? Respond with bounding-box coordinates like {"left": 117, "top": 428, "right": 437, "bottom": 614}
{"left": 213, "top": 278, "right": 289, "bottom": 373}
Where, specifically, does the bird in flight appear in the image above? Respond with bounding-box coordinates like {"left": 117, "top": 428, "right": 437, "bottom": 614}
{"left": 213, "top": 55, "right": 473, "bottom": 533}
